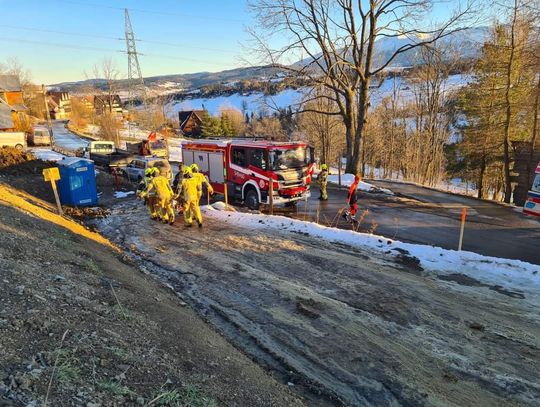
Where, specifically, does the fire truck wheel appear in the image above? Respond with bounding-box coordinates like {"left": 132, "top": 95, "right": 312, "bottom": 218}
{"left": 245, "top": 188, "right": 260, "bottom": 210}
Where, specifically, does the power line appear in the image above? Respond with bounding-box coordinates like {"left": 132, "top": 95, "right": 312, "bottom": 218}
{"left": 3, "top": 24, "right": 122, "bottom": 41}
{"left": 138, "top": 39, "right": 236, "bottom": 54}
{"left": 0, "top": 36, "right": 122, "bottom": 54}
{"left": 4, "top": 24, "right": 238, "bottom": 54}
{"left": 55, "top": 0, "right": 244, "bottom": 23}
{"left": 0, "top": 36, "right": 232, "bottom": 65}
{"left": 125, "top": 8, "right": 146, "bottom": 104}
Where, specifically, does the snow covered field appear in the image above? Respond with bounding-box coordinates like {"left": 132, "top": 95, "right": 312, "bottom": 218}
{"left": 168, "top": 88, "right": 305, "bottom": 117}
{"left": 204, "top": 203, "right": 540, "bottom": 305}
{"left": 166, "top": 74, "right": 471, "bottom": 118}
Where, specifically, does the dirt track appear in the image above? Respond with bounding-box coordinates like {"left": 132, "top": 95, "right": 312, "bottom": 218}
{"left": 97, "top": 200, "right": 540, "bottom": 406}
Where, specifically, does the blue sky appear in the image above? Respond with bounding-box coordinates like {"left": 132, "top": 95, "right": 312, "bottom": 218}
{"left": 0, "top": 0, "right": 481, "bottom": 85}
{"left": 0, "top": 0, "right": 253, "bottom": 84}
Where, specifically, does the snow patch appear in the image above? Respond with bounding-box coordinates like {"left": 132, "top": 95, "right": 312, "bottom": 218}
{"left": 114, "top": 191, "right": 135, "bottom": 199}
{"left": 201, "top": 208, "right": 540, "bottom": 304}
{"left": 206, "top": 201, "right": 237, "bottom": 212}
{"left": 31, "top": 149, "right": 66, "bottom": 162}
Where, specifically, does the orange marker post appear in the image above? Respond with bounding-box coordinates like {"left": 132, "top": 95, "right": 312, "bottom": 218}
{"left": 458, "top": 207, "right": 467, "bottom": 251}
{"left": 268, "top": 178, "right": 274, "bottom": 215}
{"left": 338, "top": 158, "right": 342, "bottom": 189}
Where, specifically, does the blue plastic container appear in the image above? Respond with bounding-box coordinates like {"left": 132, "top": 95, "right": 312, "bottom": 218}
{"left": 57, "top": 157, "right": 98, "bottom": 206}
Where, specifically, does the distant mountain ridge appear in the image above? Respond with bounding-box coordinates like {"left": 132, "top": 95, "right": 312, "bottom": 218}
{"left": 51, "top": 26, "right": 489, "bottom": 93}
{"left": 294, "top": 26, "right": 490, "bottom": 70}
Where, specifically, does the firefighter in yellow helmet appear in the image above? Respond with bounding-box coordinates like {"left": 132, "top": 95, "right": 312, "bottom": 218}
{"left": 143, "top": 167, "right": 175, "bottom": 225}
{"left": 317, "top": 163, "right": 329, "bottom": 201}
{"left": 177, "top": 166, "right": 203, "bottom": 227}
{"left": 190, "top": 163, "right": 214, "bottom": 203}
{"left": 137, "top": 167, "right": 160, "bottom": 220}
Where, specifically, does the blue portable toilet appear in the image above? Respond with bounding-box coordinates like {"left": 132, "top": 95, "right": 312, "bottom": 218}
{"left": 57, "top": 157, "right": 98, "bottom": 206}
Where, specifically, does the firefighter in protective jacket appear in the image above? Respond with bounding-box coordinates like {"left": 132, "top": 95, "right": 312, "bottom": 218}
{"left": 137, "top": 167, "right": 159, "bottom": 220}
{"left": 177, "top": 167, "right": 203, "bottom": 227}
{"left": 190, "top": 163, "right": 214, "bottom": 203}
{"left": 142, "top": 167, "right": 175, "bottom": 225}
{"left": 317, "top": 164, "right": 329, "bottom": 200}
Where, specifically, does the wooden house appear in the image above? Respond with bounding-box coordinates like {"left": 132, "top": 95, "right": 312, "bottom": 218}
{"left": 47, "top": 91, "right": 72, "bottom": 120}
{"left": 178, "top": 110, "right": 206, "bottom": 137}
{"left": 94, "top": 94, "right": 123, "bottom": 117}
{"left": 0, "top": 75, "right": 29, "bottom": 131}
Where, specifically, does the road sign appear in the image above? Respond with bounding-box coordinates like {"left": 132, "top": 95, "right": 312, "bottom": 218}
{"left": 43, "top": 167, "right": 60, "bottom": 182}
{"left": 42, "top": 167, "right": 63, "bottom": 215}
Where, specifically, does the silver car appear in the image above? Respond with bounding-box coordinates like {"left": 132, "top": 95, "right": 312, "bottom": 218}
{"left": 123, "top": 157, "right": 172, "bottom": 183}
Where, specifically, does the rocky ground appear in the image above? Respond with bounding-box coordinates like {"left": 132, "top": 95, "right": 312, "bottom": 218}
{"left": 0, "top": 156, "right": 301, "bottom": 406}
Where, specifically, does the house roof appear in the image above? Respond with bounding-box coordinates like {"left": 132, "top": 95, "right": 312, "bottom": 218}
{"left": 0, "top": 75, "right": 22, "bottom": 92}
{"left": 178, "top": 110, "right": 206, "bottom": 130}
{"left": 0, "top": 102, "right": 14, "bottom": 129}
{"left": 47, "top": 91, "right": 69, "bottom": 104}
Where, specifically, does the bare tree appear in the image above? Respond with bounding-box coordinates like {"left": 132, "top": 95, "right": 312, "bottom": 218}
{"left": 298, "top": 87, "right": 345, "bottom": 165}
{"left": 93, "top": 58, "right": 120, "bottom": 115}
{"left": 248, "top": 0, "right": 477, "bottom": 173}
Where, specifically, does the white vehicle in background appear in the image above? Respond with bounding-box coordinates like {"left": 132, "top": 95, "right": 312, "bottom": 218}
{"left": 0, "top": 132, "right": 27, "bottom": 150}
{"left": 28, "top": 126, "right": 52, "bottom": 146}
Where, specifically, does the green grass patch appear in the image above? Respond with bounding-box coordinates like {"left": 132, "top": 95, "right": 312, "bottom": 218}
{"left": 154, "top": 384, "right": 218, "bottom": 407}
{"left": 52, "top": 349, "right": 80, "bottom": 384}
{"left": 98, "top": 379, "right": 135, "bottom": 397}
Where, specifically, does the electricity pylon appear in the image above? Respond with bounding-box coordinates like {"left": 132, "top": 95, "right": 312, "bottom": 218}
{"left": 124, "top": 8, "right": 146, "bottom": 107}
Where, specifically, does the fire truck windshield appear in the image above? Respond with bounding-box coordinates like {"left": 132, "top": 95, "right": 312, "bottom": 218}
{"left": 533, "top": 174, "right": 540, "bottom": 192}
{"left": 269, "top": 147, "right": 309, "bottom": 170}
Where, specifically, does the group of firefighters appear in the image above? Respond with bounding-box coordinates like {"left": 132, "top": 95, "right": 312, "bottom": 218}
{"left": 136, "top": 161, "right": 360, "bottom": 227}
{"left": 137, "top": 163, "right": 213, "bottom": 227}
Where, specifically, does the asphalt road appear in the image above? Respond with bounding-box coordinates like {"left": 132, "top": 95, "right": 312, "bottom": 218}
{"left": 296, "top": 180, "right": 540, "bottom": 265}
{"left": 51, "top": 121, "right": 88, "bottom": 150}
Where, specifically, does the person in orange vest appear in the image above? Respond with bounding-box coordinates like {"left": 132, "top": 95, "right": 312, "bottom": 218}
{"left": 342, "top": 174, "right": 360, "bottom": 223}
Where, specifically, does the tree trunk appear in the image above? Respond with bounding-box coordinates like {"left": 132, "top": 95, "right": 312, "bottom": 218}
{"left": 478, "top": 157, "right": 486, "bottom": 199}
{"left": 502, "top": 0, "right": 518, "bottom": 203}
{"left": 527, "top": 74, "right": 540, "bottom": 188}
{"left": 352, "top": 80, "right": 370, "bottom": 175}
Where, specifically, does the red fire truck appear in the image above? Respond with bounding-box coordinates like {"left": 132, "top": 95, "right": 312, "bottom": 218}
{"left": 181, "top": 139, "right": 315, "bottom": 209}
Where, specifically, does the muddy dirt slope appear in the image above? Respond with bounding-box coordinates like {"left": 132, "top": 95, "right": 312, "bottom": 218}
{"left": 97, "top": 200, "right": 540, "bottom": 407}
{"left": 0, "top": 184, "right": 302, "bottom": 406}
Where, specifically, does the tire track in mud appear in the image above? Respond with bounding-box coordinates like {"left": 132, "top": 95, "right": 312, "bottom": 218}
{"left": 96, "top": 202, "right": 540, "bottom": 407}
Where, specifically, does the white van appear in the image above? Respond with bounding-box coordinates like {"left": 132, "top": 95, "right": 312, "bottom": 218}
{"left": 29, "top": 126, "right": 52, "bottom": 146}
{"left": 0, "top": 132, "right": 27, "bottom": 150}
